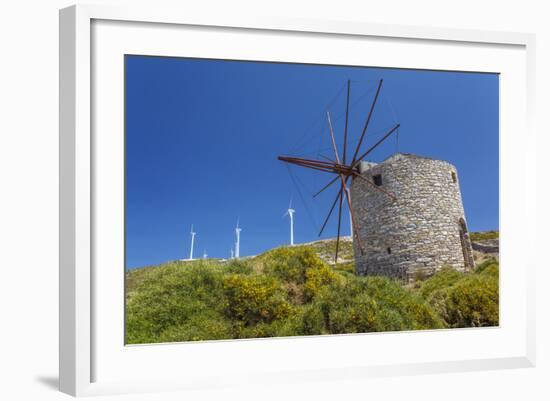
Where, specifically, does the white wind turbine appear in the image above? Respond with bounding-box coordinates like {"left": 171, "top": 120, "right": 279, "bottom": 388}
{"left": 188, "top": 224, "right": 196, "bottom": 260}
{"left": 284, "top": 200, "right": 296, "bottom": 246}
{"left": 234, "top": 220, "right": 242, "bottom": 259}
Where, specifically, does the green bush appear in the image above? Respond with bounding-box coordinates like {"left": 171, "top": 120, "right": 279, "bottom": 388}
{"left": 305, "top": 276, "right": 444, "bottom": 334}
{"left": 297, "top": 303, "right": 327, "bottom": 335}
{"left": 479, "top": 264, "right": 499, "bottom": 278}
{"left": 222, "top": 274, "right": 294, "bottom": 326}
{"left": 326, "top": 293, "right": 405, "bottom": 333}
{"left": 427, "top": 265, "right": 499, "bottom": 328}
{"left": 225, "top": 259, "right": 254, "bottom": 275}
{"left": 125, "top": 261, "right": 226, "bottom": 343}
{"left": 475, "top": 258, "right": 499, "bottom": 275}
{"left": 417, "top": 267, "right": 463, "bottom": 299}
{"left": 233, "top": 314, "right": 303, "bottom": 339}
{"left": 157, "top": 313, "right": 232, "bottom": 342}
{"left": 333, "top": 262, "right": 355, "bottom": 275}
{"left": 362, "top": 277, "right": 445, "bottom": 331}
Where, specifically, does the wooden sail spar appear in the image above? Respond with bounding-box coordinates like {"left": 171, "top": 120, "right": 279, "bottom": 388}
{"left": 278, "top": 79, "right": 399, "bottom": 262}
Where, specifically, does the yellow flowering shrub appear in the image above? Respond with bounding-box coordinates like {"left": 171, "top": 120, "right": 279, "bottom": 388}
{"left": 303, "top": 263, "right": 342, "bottom": 301}
{"left": 222, "top": 274, "right": 294, "bottom": 326}
{"left": 260, "top": 246, "right": 327, "bottom": 284}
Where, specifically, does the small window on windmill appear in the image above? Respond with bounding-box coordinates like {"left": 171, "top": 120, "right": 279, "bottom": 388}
{"left": 373, "top": 174, "right": 383, "bottom": 186}
{"left": 386, "top": 247, "right": 392, "bottom": 254}
{"left": 451, "top": 171, "right": 457, "bottom": 183}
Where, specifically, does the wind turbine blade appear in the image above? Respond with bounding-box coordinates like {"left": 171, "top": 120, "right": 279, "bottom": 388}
{"left": 313, "top": 176, "right": 339, "bottom": 198}
{"left": 343, "top": 80, "right": 351, "bottom": 164}
{"left": 353, "top": 123, "right": 400, "bottom": 167}
{"left": 326, "top": 111, "right": 341, "bottom": 164}
{"left": 351, "top": 79, "right": 383, "bottom": 165}
{"left": 318, "top": 186, "right": 342, "bottom": 237}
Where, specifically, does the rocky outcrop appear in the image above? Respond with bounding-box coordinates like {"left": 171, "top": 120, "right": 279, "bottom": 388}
{"left": 472, "top": 239, "right": 499, "bottom": 254}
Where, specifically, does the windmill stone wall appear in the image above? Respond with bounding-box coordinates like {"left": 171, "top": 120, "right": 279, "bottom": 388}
{"left": 350, "top": 153, "right": 474, "bottom": 281}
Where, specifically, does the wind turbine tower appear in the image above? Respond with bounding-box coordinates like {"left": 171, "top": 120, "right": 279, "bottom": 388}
{"left": 189, "top": 224, "right": 196, "bottom": 260}
{"left": 284, "top": 200, "right": 296, "bottom": 246}
{"left": 235, "top": 220, "right": 242, "bottom": 259}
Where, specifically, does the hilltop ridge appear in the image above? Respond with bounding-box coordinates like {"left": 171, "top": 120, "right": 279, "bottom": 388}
{"left": 172, "top": 231, "right": 497, "bottom": 269}
{"left": 125, "top": 233, "right": 499, "bottom": 344}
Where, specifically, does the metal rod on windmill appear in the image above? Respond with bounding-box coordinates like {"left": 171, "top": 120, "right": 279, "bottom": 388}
{"left": 283, "top": 200, "right": 296, "bottom": 246}
{"left": 235, "top": 220, "right": 242, "bottom": 259}
{"left": 189, "top": 224, "right": 196, "bottom": 260}
{"left": 277, "top": 79, "right": 400, "bottom": 264}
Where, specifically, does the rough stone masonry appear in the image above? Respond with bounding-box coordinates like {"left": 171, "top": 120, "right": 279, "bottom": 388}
{"left": 350, "top": 153, "right": 474, "bottom": 281}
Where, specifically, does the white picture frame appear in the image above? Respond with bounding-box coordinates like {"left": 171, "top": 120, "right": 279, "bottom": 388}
{"left": 59, "top": 4, "right": 536, "bottom": 397}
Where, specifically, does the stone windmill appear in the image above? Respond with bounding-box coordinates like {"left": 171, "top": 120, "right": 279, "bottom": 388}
{"left": 278, "top": 80, "right": 474, "bottom": 280}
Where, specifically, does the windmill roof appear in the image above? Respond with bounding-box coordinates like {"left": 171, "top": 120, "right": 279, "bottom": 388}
{"left": 383, "top": 152, "right": 454, "bottom": 165}
{"left": 360, "top": 152, "right": 456, "bottom": 169}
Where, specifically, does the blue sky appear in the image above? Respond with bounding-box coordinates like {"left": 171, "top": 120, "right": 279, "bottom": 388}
{"left": 125, "top": 55, "right": 499, "bottom": 269}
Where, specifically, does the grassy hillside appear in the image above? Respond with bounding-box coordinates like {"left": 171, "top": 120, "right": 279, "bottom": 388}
{"left": 470, "top": 230, "right": 499, "bottom": 242}
{"left": 126, "top": 240, "right": 499, "bottom": 344}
